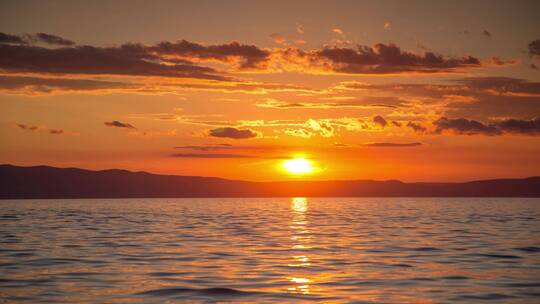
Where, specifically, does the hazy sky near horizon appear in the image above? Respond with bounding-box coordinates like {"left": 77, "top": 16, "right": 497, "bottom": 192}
{"left": 1, "top": 0, "right": 539, "bottom": 181}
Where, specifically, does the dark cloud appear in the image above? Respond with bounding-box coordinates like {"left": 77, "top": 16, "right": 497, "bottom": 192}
{"left": 392, "top": 121, "right": 402, "bottom": 127}
{"left": 0, "top": 40, "right": 226, "bottom": 80}
{"left": 406, "top": 122, "right": 427, "bottom": 133}
{"left": 373, "top": 115, "right": 388, "bottom": 127}
{"left": 153, "top": 40, "right": 269, "bottom": 69}
{"left": 482, "top": 30, "right": 492, "bottom": 38}
{"left": 48, "top": 129, "right": 64, "bottom": 135}
{"left": 17, "top": 123, "right": 64, "bottom": 134}
{"left": 531, "top": 63, "right": 539, "bottom": 70}
{"left": 363, "top": 142, "right": 422, "bottom": 147}
{"left": 0, "top": 32, "right": 26, "bottom": 45}
{"left": 208, "top": 127, "right": 258, "bottom": 139}
{"left": 312, "top": 43, "right": 481, "bottom": 74}
{"left": 104, "top": 121, "right": 136, "bottom": 129}
{"left": 433, "top": 117, "right": 540, "bottom": 136}
{"left": 1, "top": 32, "right": 74, "bottom": 46}
{"left": 528, "top": 39, "right": 540, "bottom": 59}
{"left": 17, "top": 123, "right": 38, "bottom": 131}
{"left": 171, "top": 153, "right": 256, "bottom": 158}
{"left": 497, "top": 117, "right": 540, "bottom": 135}
{"left": 434, "top": 117, "right": 501, "bottom": 135}
{"left": 33, "top": 33, "right": 75, "bottom": 46}
{"left": 0, "top": 32, "right": 492, "bottom": 80}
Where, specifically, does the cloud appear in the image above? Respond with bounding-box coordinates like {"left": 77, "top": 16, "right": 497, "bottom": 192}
{"left": 255, "top": 97, "right": 400, "bottom": 109}
{"left": 305, "top": 119, "right": 335, "bottom": 137}
{"left": 270, "top": 33, "right": 287, "bottom": 45}
{"left": 17, "top": 123, "right": 38, "bottom": 131}
{"left": 17, "top": 123, "right": 64, "bottom": 135}
{"left": 0, "top": 43, "right": 225, "bottom": 80}
{"left": 0, "top": 32, "right": 27, "bottom": 44}
{"left": 457, "top": 77, "right": 540, "bottom": 95}
{"left": 529, "top": 39, "right": 540, "bottom": 59}
{"left": 482, "top": 30, "right": 492, "bottom": 38}
{"left": 296, "top": 23, "right": 305, "bottom": 34}
{"left": 0, "top": 75, "right": 135, "bottom": 94}
{"left": 33, "top": 33, "right": 75, "bottom": 46}
{"left": 363, "top": 142, "right": 422, "bottom": 147}
{"left": 104, "top": 121, "right": 136, "bottom": 129}
{"left": 208, "top": 127, "right": 258, "bottom": 139}
{"left": 433, "top": 117, "right": 540, "bottom": 136}
{"left": 0, "top": 32, "right": 499, "bottom": 83}
{"left": 175, "top": 144, "right": 232, "bottom": 151}
{"left": 1, "top": 75, "right": 316, "bottom": 96}
{"left": 48, "top": 129, "right": 64, "bottom": 134}
{"left": 336, "top": 77, "right": 539, "bottom": 120}
{"left": 152, "top": 39, "right": 269, "bottom": 69}
{"left": 407, "top": 122, "right": 427, "bottom": 133}
{"left": 171, "top": 153, "right": 256, "bottom": 158}
{"left": 282, "top": 128, "right": 314, "bottom": 138}
{"left": 287, "top": 43, "right": 482, "bottom": 74}
{"left": 373, "top": 115, "right": 388, "bottom": 127}
{"left": 496, "top": 117, "right": 540, "bottom": 135}
{"left": 434, "top": 117, "right": 501, "bottom": 135}
{"left": 278, "top": 117, "right": 380, "bottom": 138}
{"left": 1, "top": 32, "right": 74, "bottom": 46}
{"left": 332, "top": 27, "right": 344, "bottom": 36}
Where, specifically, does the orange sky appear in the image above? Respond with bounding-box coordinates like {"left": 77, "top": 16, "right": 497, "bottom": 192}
{"left": 1, "top": 0, "right": 539, "bottom": 181}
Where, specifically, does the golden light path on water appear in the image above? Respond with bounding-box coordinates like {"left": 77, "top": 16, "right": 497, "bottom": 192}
{"left": 288, "top": 197, "right": 312, "bottom": 295}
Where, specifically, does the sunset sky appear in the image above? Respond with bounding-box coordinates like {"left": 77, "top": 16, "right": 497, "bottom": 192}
{"left": 1, "top": 0, "right": 539, "bottom": 181}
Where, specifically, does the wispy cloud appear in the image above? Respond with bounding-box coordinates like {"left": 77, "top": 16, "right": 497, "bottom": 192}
{"left": 104, "top": 121, "right": 136, "bottom": 129}
{"left": 362, "top": 142, "right": 422, "bottom": 147}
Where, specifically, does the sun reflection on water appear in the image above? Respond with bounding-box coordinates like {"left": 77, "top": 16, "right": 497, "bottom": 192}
{"left": 288, "top": 197, "right": 312, "bottom": 295}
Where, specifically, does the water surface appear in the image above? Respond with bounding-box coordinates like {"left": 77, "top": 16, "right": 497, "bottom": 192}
{"left": 1, "top": 198, "right": 539, "bottom": 303}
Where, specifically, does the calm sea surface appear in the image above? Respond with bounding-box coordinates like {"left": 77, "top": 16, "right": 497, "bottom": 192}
{"left": 1, "top": 198, "right": 539, "bottom": 303}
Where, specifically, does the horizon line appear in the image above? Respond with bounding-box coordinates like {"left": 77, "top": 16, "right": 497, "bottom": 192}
{"left": 2, "top": 163, "right": 539, "bottom": 184}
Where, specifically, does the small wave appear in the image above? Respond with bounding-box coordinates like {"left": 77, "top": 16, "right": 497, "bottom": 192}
{"left": 147, "top": 272, "right": 189, "bottom": 277}
{"left": 474, "top": 253, "right": 521, "bottom": 259}
{"left": 391, "top": 263, "right": 413, "bottom": 268}
{"left": 441, "top": 275, "right": 470, "bottom": 280}
{"left": 411, "top": 247, "right": 441, "bottom": 252}
{"left": 514, "top": 246, "right": 540, "bottom": 253}
{"left": 453, "top": 293, "right": 516, "bottom": 300}
{"left": 137, "top": 287, "right": 253, "bottom": 297}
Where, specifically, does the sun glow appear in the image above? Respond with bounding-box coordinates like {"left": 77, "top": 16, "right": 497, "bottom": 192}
{"left": 283, "top": 158, "right": 314, "bottom": 175}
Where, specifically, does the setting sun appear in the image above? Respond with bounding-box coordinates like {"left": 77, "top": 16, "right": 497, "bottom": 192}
{"left": 283, "top": 158, "right": 314, "bottom": 175}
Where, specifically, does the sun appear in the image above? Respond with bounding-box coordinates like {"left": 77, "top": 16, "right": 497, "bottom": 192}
{"left": 283, "top": 158, "right": 314, "bottom": 175}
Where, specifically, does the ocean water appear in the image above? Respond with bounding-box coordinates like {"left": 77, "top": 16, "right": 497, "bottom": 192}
{"left": 0, "top": 198, "right": 539, "bottom": 303}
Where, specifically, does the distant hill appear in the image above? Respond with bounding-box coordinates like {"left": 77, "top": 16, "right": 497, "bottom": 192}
{"left": 1, "top": 164, "right": 539, "bottom": 198}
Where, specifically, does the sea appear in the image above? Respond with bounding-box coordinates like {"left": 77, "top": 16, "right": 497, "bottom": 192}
{"left": 1, "top": 198, "right": 539, "bottom": 303}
